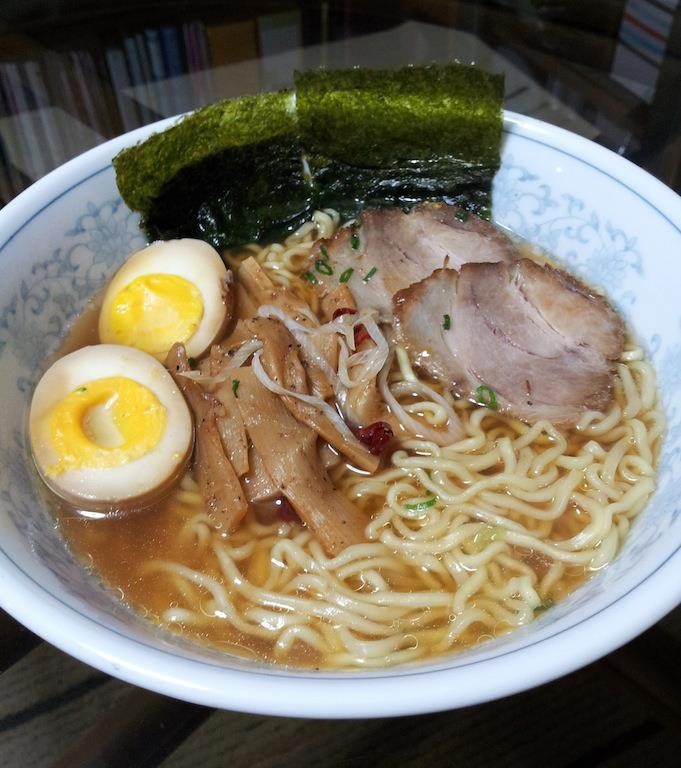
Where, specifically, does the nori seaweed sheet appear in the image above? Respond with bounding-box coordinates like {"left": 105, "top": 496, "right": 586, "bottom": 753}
{"left": 297, "top": 64, "right": 504, "bottom": 219}
{"left": 114, "top": 64, "right": 504, "bottom": 249}
{"left": 114, "top": 90, "right": 312, "bottom": 249}
{"left": 309, "top": 156, "right": 494, "bottom": 220}
{"left": 145, "top": 136, "right": 312, "bottom": 248}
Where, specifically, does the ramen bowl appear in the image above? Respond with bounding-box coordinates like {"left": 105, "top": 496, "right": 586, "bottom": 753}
{"left": 1, "top": 111, "right": 680, "bottom": 718}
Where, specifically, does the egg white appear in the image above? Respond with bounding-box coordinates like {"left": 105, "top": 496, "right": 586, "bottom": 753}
{"left": 29, "top": 344, "right": 193, "bottom": 511}
{"left": 98, "top": 238, "right": 230, "bottom": 359}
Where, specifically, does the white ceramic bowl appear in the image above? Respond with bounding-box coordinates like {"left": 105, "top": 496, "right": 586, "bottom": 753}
{"left": 1, "top": 112, "right": 680, "bottom": 719}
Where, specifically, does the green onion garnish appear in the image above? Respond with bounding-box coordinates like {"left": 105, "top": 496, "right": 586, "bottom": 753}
{"left": 319, "top": 244, "right": 330, "bottom": 259}
{"left": 75, "top": 386, "right": 87, "bottom": 393}
{"left": 232, "top": 379, "right": 240, "bottom": 398}
{"left": 304, "top": 271, "right": 318, "bottom": 285}
{"left": 474, "top": 384, "right": 498, "bottom": 410}
{"left": 442, "top": 314, "right": 451, "bottom": 330}
{"left": 350, "top": 233, "right": 360, "bottom": 250}
{"left": 339, "top": 267, "right": 354, "bottom": 283}
{"left": 404, "top": 495, "right": 438, "bottom": 511}
{"left": 363, "top": 266, "right": 377, "bottom": 283}
{"left": 455, "top": 209, "right": 469, "bottom": 222}
{"left": 315, "top": 259, "right": 333, "bottom": 276}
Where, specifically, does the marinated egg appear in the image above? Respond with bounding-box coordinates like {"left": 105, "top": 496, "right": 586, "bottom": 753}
{"left": 29, "top": 344, "right": 193, "bottom": 511}
{"left": 98, "top": 239, "right": 230, "bottom": 360}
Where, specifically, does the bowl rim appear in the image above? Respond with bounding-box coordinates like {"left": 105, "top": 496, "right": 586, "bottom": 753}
{"left": 1, "top": 110, "right": 680, "bottom": 719}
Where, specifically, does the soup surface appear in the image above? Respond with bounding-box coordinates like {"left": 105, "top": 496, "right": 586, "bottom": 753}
{"left": 49, "top": 209, "right": 662, "bottom": 670}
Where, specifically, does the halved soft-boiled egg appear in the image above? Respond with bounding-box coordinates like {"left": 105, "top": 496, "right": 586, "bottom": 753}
{"left": 29, "top": 345, "right": 193, "bottom": 511}
{"left": 98, "top": 239, "right": 231, "bottom": 360}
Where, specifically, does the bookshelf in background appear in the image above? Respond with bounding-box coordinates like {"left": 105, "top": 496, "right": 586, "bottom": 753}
{"left": 0, "top": 19, "right": 217, "bottom": 203}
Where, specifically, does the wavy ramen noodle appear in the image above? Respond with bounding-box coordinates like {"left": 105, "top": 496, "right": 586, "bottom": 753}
{"left": 57, "top": 210, "right": 662, "bottom": 669}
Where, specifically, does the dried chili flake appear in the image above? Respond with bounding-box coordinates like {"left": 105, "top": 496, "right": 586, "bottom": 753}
{"left": 355, "top": 421, "right": 394, "bottom": 455}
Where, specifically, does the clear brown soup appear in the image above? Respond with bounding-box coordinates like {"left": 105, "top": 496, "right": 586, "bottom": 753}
{"left": 49, "top": 244, "right": 659, "bottom": 670}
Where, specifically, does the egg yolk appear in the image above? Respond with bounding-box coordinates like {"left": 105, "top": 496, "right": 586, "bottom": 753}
{"left": 47, "top": 377, "right": 167, "bottom": 475}
{"left": 105, "top": 274, "right": 204, "bottom": 356}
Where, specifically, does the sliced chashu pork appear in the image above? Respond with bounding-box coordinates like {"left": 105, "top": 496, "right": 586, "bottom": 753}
{"left": 308, "top": 203, "right": 519, "bottom": 320}
{"left": 393, "top": 259, "right": 625, "bottom": 426}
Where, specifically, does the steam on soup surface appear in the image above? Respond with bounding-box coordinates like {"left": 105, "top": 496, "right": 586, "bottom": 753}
{"left": 40, "top": 205, "right": 661, "bottom": 670}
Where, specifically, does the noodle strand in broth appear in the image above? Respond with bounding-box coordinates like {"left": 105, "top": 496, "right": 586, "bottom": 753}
{"left": 57, "top": 210, "right": 662, "bottom": 669}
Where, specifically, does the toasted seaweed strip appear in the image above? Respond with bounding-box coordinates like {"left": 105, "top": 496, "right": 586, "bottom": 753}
{"left": 113, "top": 64, "right": 504, "bottom": 248}
{"left": 113, "top": 91, "right": 313, "bottom": 249}
{"left": 309, "top": 157, "right": 493, "bottom": 220}
{"left": 145, "top": 135, "right": 312, "bottom": 248}
{"left": 296, "top": 64, "right": 504, "bottom": 219}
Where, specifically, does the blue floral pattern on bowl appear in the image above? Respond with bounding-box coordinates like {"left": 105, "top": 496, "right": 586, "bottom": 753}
{"left": 494, "top": 157, "right": 643, "bottom": 302}
{"left": 0, "top": 198, "right": 145, "bottom": 390}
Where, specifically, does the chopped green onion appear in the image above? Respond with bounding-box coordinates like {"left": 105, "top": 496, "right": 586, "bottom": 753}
{"left": 350, "top": 233, "right": 360, "bottom": 250}
{"left": 404, "top": 494, "right": 438, "bottom": 511}
{"left": 232, "top": 379, "right": 240, "bottom": 398}
{"left": 363, "top": 266, "right": 377, "bottom": 283}
{"left": 339, "top": 267, "right": 354, "bottom": 283}
{"left": 75, "top": 386, "right": 87, "bottom": 393}
{"left": 304, "top": 271, "right": 318, "bottom": 285}
{"left": 319, "top": 244, "right": 330, "bottom": 259}
{"left": 315, "top": 259, "right": 333, "bottom": 276}
{"left": 455, "top": 209, "right": 469, "bottom": 222}
{"left": 442, "top": 313, "right": 451, "bottom": 330}
{"left": 474, "top": 384, "right": 498, "bottom": 410}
